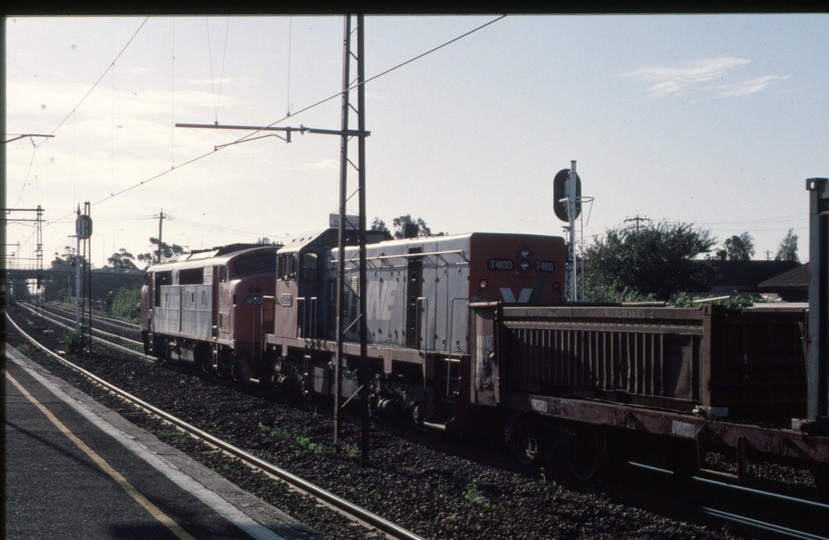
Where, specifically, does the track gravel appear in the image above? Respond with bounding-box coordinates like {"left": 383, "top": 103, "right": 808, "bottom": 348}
{"left": 5, "top": 304, "right": 747, "bottom": 540}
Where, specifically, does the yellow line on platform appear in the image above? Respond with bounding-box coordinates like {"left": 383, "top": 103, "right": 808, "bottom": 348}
{"left": 5, "top": 370, "right": 196, "bottom": 540}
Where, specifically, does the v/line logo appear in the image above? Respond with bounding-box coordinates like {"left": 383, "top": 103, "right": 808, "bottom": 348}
{"left": 500, "top": 288, "right": 532, "bottom": 303}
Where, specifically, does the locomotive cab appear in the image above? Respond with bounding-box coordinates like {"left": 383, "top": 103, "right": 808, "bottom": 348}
{"left": 273, "top": 228, "right": 392, "bottom": 342}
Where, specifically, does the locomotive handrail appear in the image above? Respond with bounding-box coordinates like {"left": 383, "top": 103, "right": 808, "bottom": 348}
{"left": 447, "top": 297, "right": 470, "bottom": 358}
{"left": 296, "top": 296, "right": 319, "bottom": 339}
{"left": 330, "top": 249, "right": 469, "bottom": 264}
{"left": 416, "top": 297, "right": 428, "bottom": 352}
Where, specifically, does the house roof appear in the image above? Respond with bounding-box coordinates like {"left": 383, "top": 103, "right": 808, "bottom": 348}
{"left": 758, "top": 262, "right": 810, "bottom": 289}
{"left": 709, "top": 260, "right": 801, "bottom": 291}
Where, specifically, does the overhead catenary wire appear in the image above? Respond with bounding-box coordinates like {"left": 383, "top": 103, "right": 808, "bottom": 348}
{"left": 46, "top": 15, "right": 508, "bottom": 228}
{"left": 206, "top": 17, "right": 231, "bottom": 124}
{"left": 35, "top": 17, "right": 150, "bottom": 149}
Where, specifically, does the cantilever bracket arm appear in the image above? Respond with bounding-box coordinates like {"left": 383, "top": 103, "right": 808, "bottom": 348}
{"left": 3, "top": 134, "right": 55, "bottom": 144}
{"left": 175, "top": 122, "right": 370, "bottom": 140}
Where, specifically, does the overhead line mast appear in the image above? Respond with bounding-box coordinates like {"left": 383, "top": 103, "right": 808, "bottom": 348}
{"left": 175, "top": 15, "right": 372, "bottom": 459}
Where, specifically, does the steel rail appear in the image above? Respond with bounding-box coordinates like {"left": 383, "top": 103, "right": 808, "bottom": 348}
{"left": 41, "top": 301, "right": 141, "bottom": 330}
{"left": 627, "top": 461, "right": 829, "bottom": 540}
{"left": 5, "top": 310, "right": 427, "bottom": 540}
{"left": 18, "top": 302, "right": 145, "bottom": 352}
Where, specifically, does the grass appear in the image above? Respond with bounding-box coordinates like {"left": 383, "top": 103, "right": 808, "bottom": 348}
{"left": 344, "top": 443, "right": 359, "bottom": 457}
{"left": 157, "top": 428, "right": 184, "bottom": 443}
{"left": 464, "top": 480, "right": 496, "bottom": 510}
{"left": 295, "top": 434, "right": 323, "bottom": 454}
{"left": 259, "top": 423, "right": 290, "bottom": 439}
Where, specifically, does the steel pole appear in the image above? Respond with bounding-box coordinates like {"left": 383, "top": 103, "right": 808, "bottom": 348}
{"left": 568, "top": 160, "right": 578, "bottom": 302}
{"left": 807, "top": 177, "right": 829, "bottom": 429}
{"left": 333, "top": 15, "right": 353, "bottom": 451}
{"left": 357, "top": 14, "right": 370, "bottom": 461}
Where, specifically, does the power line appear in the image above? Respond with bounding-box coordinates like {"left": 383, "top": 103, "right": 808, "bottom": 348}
{"left": 46, "top": 15, "right": 507, "bottom": 227}
{"left": 36, "top": 17, "right": 150, "bottom": 149}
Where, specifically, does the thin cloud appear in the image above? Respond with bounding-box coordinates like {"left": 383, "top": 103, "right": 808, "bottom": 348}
{"left": 712, "top": 74, "right": 789, "bottom": 97}
{"left": 623, "top": 56, "right": 767, "bottom": 99}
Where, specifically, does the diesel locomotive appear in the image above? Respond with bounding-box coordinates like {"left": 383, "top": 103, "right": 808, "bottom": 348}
{"left": 140, "top": 221, "right": 828, "bottom": 490}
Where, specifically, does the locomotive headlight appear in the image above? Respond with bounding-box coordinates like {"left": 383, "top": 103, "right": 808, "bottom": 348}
{"left": 520, "top": 261, "right": 530, "bottom": 271}
{"left": 520, "top": 248, "right": 531, "bottom": 259}
{"left": 479, "top": 279, "right": 488, "bottom": 289}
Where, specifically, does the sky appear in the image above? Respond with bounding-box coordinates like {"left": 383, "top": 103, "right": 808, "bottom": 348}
{"left": 4, "top": 14, "right": 827, "bottom": 270}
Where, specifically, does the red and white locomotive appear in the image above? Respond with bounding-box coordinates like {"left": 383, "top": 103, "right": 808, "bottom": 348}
{"left": 264, "top": 227, "right": 567, "bottom": 426}
{"left": 141, "top": 227, "right": 567, "bottom": 428}
{"left": 141, "top": 243, "right": 278, "bottom": 378}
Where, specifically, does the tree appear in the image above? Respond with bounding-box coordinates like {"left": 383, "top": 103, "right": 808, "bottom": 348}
{"left": 107, "top": 248, "right": 138, "bottom": 270}
{"left": 775, "top": 229, "right": 799, "bottom": 262}
{"left": 392, "top": 215, "right": 432, "bottom": 239}
{"left": 723, "top": 232, "right": 755, "bottom": 261}
{"left": 584, "top": 221, "right": 717, "bottom": 301}
{"left": 45, "top": 246, "right": 89, "bottom": 301}
{"left": 136, "top": 237, "right": 187, "bottom": 266}
{"left": 370, "top": 217, "right": 389, "bottom": 233}
{"left": 50, "top": 245, "right": 78, "bottom": 269}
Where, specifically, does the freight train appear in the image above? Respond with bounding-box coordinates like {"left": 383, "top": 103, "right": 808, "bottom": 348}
{"left": 141, "top": 207, "right": 829, "bottom": 491}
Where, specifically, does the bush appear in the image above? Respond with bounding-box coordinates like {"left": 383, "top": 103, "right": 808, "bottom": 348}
{"left": 105, "top": 286, "right": 141, "bottom": 322}
{"left": 62, "top": 330, "right": 83, "bottom": 353}
{"left": 669, "top": 292, "right": 759, "bottom": 308}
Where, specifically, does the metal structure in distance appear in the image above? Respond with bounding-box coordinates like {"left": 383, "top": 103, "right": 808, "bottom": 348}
{"left": 807, "top": 177, "right": 829, "bottom": 431}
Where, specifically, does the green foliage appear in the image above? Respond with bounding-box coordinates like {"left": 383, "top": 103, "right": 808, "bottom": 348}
{"left": 107, "top": 248, "right": 138, "bottom": 270}
{"left": 259, "top": 423, "right": 289, "bottom": 439}
{"left": 343, "top": 443, "right": 359, "bottom": 458}
{"left": 669, "top": 292, "right": 759, "bottom": 308}
{"left": 584, "top": 221, "right": 717, "bottom": 301}
{"left": 370, "top": 217, "right": 389, "bottom": 233}
{"left": 583, "top": 281, "right": 655, "bottom": 304}
{"left": 136, "top": 237, "right": 188, "bottom": 267}
{"left": 295, "top": 434, "right": 323, "bottom": 453}
{"left": 16, "top": 343, "right": 32, "bottom": 355}
{"left": 157, "top": 428, "right": 184, "bottom": 443}
{"left": 62, "top": 330, "right": 83, "bottom": 353}
{"left": 463, "top": 480, "right": 496, "bottom": 510}
{"left": 775, "top": 229, "right": 799, "bottom": 262}
{"left": 44, "top": 246, "right": 85, "bottom": 301}
{"left": 392, "top": 215, "right": 433, "bottom": 238}
{"left": 104, "top": 286, "right": 142, "bottom": 322}
{"left": 723, "top": 232, "right": 755, "bottom": 260}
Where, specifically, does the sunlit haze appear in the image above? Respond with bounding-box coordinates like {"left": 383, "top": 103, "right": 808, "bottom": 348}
{"left": 4, "top": 15, "right": 827, "bottom": 268}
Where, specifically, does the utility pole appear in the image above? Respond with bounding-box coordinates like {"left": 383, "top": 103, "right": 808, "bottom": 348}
{"left": 624, "top": 215, "right": 651, "bottom": 232}
{"left": 174, "top": 15, "right": 372, "bottom": 458}
{"left": 3, "top": 206, "right": 45, "bottom": 325}
{"left": 567, "top": 161, "right": 578, "bottom": 302}
{"left": 157, "top": 210, "right": 165, "bottom": 264}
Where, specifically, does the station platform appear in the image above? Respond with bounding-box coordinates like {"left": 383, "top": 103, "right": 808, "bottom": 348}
{"left": 3, "top": 343, "right": 323, "bottom": 540}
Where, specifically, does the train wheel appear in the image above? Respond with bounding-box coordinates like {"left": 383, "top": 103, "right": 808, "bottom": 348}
{"left": 566, "top": 425, "right": 607, "bottom": 482}
{"left": 506, "top": 422, "right": 543, "bottom": 466}
{"left": 408, "top": 404, "right": 424, "bottom": 425}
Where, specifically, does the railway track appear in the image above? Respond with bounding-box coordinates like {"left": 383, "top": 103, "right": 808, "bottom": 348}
{"left": 41, "top": 301, "right": 141, "bottom": 331}
{"left": 5, "top": 307, "right": 426, "bottom": 540}
{"left": 18, "top": 301, "right": 144, "bottom": 353}
{"left": 6, "top": 301, "right": 828, "bottom": 540}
